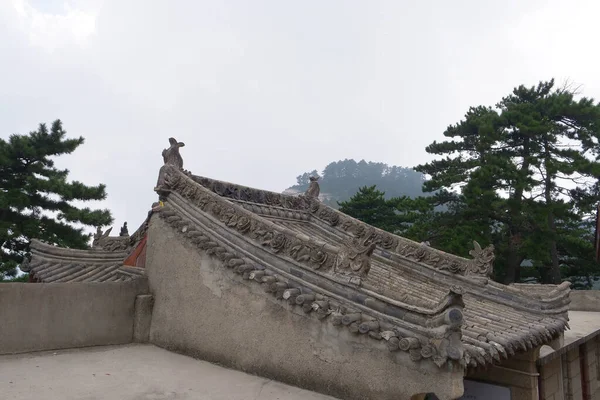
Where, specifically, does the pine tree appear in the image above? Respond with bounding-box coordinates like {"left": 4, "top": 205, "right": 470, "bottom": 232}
{"left": 338, "top": 186, "right": 400, "bottom": 232}
{"left": 417, "top": 80, "right": 600, "bottom": 284}
{"left": 0, "top": 120, "right": 113, "bottom": 280}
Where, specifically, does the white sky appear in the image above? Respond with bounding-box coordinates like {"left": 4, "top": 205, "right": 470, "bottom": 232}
{"left": 1, "top": 0, "right": 600, "bottom": 231}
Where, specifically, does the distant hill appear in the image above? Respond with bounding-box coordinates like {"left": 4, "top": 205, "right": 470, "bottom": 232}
{"left": 283, "top": 159, "right": 426, "bottom": 208}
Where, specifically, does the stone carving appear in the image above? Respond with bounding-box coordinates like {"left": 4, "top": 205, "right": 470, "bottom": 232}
{"left": 93, "top": 227, "right": 111, "bottom": 247}
{"left": 191, "top": 175, "right": 310, "bottom": 211}
{"left": 467, "top": 241, "right": 495, "bottom": 277}
{"left": 155, "top": 137, "right": 185, "bottom": 195}
{"left": 304, "top": 176, "right": 320, "bottom": 199}
{"left": 334, "top": 239, "right": 376, "bottom": 283}
{"left": 92, "top": 223, "right": 142, "bottom": 252}
{"left": 119, "top": 222, "right": 129, "bottom": 237}
{"left": 162, "top": 137, "right": 185, "bottom": 168}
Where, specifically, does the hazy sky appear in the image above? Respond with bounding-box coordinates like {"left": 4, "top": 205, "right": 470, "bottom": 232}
{"left": 2, "top": 0, "right": 600, "bottom": 231}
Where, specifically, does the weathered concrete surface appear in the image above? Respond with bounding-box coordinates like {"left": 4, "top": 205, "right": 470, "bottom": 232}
{"left": 0, "top": 344, "right": 337, "bottom": 400}
{"left": 570, "top": 290, "right": 600, "bottom": 312}
{"left": 133, "top": 294, "right": 154, "bottom": 343}
{"left": 539, "top": 311, "right": 600, "bottom": 357}
{"left": 145, "top": 217, "right": 464, "bottom": 400}
{"left": 0, "top": 279, "right": 147, "bottom": 355}
{"left": 563, "top": 311, "right": 600, "bottom": 345}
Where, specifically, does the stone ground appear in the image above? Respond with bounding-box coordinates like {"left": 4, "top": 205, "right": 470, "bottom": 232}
{"left": 539, "top": 311, "right": 600, "bottom": 357}
{"left": 563, "top": 311, "right": 600, "bottom": 345}
{"left": 2, "top": 312, "right": 598, "bottom": 399}
{"left": 0, "top": 344, "right": 338, "bottom": 400}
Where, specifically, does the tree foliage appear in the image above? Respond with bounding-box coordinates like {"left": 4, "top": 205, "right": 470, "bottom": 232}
{"left": 416, "top": 79, "right": 600, "bottom": 284}
{"left": 0, "top": 120, "right": 113, "bottom": 280}
{"left": 338, "top": 186, "right": 399, "bottom": 232}
{"left": 338, "top": 80, "right": 600, "bottom": 287}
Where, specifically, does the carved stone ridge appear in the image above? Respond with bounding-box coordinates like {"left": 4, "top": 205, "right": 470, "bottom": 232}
{"left": 162, "top": 165, "right": 341, "bottom": 276}
{"left": 308, "top": 201, "right": 495, "bottom": 279}
{"left": 191, "top": 175, "right": 311, "bottom": 211}
{"left": 156, "top": 203, "right": 467, "bottom": 369}
{"left": 189, "top": 172, "right": 496, "bottom": 279}
{"left": 92, "top": 218, "right": 149, "bottom": 252}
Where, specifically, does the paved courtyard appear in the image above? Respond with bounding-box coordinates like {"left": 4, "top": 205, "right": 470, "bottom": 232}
{"left": 0, "top": 344, "right": 338, "bottom": 400}
{"left": 563, "top": 311, "right": 600, "bottom": 344}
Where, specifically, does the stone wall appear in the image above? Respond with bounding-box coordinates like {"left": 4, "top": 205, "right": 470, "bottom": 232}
{"left": 467, "top": 349, "right": 540, "bottom": 400}
{"left": 538, "top": 332, "right": 600, "bottom": 399}
{"left": 145, "top": 217, "right": 464, "bottom": 400}
{"left": 0, "top": 279, "right": 148, "bottom": 355}
{"left": 570, "top": 290, "right": 600, "bottom": 312}
{"left": 539, "top": 355, "right": 563, "bottom": 400}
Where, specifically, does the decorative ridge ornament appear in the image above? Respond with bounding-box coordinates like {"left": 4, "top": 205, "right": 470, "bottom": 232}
{"left": 162, "top": 137, "right": 185, "bottom": 168}
{"left": 304, "top": 176, "right": 320, "bottom": 199}
{"left": 120, "top": 222, "right": 129, "bottom": 237}
{"left": 155, "top": 137, "right": 186, "bottom": 197}
{"left": 467, "top": 241, "right": 495, "bottom": 277}
{"left": 334, "top": 238, "right": 376, "bottom": 285}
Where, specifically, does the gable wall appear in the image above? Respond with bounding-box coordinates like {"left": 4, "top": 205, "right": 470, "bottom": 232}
{"left": 144, "top": 216, "right": 465, "bottom": 400}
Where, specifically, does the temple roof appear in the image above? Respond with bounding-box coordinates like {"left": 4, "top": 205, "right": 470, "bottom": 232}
{"left": 152, "top": 164, "right": 571, "bottom": 371}
{"left": 24, "top": 138, "right": 571, "bottom": 371}
{"left": 22, "top": 217, "right": 150, "bottom": 283}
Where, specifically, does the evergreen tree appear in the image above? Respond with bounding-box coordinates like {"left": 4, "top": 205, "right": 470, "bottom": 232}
{"left": 417, "top": 80, "right": 600, "bottom": 284}
{"left": 0, "top": 120, "right": 113, "bottom": 281}
{"left": 338, "top": 186, "right": 400, "bottom": 232}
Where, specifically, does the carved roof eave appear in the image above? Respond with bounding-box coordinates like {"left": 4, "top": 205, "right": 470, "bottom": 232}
{"left": 156, "top": 166, "right": 468, "bottom": 369}
{"left": 188, "top": 173, "right": 571, "bottom": 310}
{"left": 21, "top": 239, "right": 133, "bottom": 283}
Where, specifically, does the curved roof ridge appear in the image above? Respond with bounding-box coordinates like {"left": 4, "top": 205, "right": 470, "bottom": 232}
{"left": 29, "top": 239, "right": 128, "bottom": 260}
{"left": 186, "top": 172, "right": 569, "bottom": 314}
{"left": 161, "top": 167, "right": 466, "bottom": 318}
{"left": 188, "top": 173, "right": 491, "bottom": 277}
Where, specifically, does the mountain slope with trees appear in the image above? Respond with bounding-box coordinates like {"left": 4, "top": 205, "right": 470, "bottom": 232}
{"left": 287, "top": 159, "right": 426, "bottom": 207}
{"left": 0, "top": 120, "right": 113, "bottom": 281}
